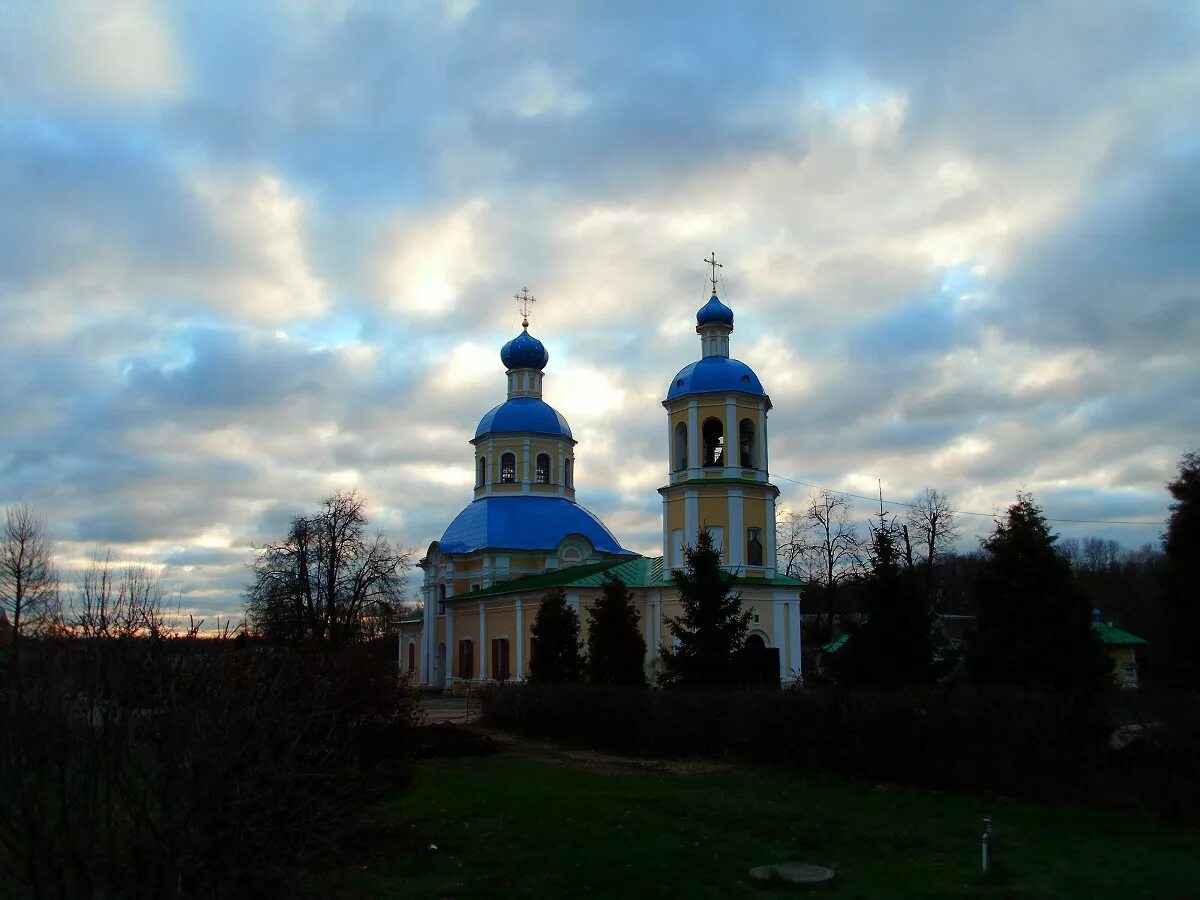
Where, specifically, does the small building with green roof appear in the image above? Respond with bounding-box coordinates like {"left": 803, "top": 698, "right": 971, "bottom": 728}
{"left": 1092, "top": 609, "right": 1148, "bottom": 689}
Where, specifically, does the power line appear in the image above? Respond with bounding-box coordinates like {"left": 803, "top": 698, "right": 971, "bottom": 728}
{"left": 771, "top": 473, "right": 1165, "bottom": 527}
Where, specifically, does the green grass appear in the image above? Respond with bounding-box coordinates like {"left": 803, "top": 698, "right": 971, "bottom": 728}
{"left": 343, "top": 751, "right": 1198, "bottom": 899}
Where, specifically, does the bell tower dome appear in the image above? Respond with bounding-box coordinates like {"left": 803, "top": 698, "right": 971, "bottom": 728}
{"left": 659, "top": 255, "right": 779, "bottom": 576}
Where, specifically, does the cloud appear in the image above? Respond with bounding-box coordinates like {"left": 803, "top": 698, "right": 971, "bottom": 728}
{"left": 0, "top": 0, "right": 184, "bottom": 106}
{"left": 2, "top": 1, "right": 1198, "bottom": 625}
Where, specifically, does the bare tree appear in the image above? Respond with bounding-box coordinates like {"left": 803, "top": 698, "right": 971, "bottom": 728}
{"left": 247, "top": 490, "right": 409, "bottom": 644}
{"left": 0, "top": 505, "right": 60, "bottom": 663}
{"left": 905, "top": 488, "right": 960, "bottom": 613}
{"left": 1081, "top": 536, "right": 1122, "bottom": 572}
{"left": 906, "top": 488, "right": 960, "bottom": 568}
{"left": 905, "top": 488, "right": 960, "bottom": 568}
{"left": 778, "top": 490, "right": 863, "bottom": 641}
{"left": 69, "top": 551, "right": 175, "bottom": 639}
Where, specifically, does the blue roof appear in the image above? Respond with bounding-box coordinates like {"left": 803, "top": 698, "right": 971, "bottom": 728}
{"left": 696, "top": 294, "right": 734, "bottom": 326}
{"left": 500, "top": 329, "right": 549, "bottom": 370}
{"left": 665, "top": 356, "right": 767, "bottom": 401}
{"left": 475, "top": 397, "right": 573, "bottom": 439}
{"left": 438, "top": 496, "right": 634, "bottom": 555}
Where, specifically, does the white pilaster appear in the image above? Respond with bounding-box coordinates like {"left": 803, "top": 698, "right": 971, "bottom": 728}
{"left": 728, "top": 487, "right": 744, "bottom": 570}
{"left": 765, "top": 495, "right": 777, "bottom": 578}
{"left": 666, "top": 413, "right": 674, "bottom": 473}
{"left": 515, "top": 597, "right": 525, "bottom": 679}
{"left": 687, "top": 401, "right": 699, "bottom": 476}
{"left": 422, "top": 582, "right": 434, "bottom": 685}
{"left": 478, "top": 601, "right": 486, "bottom": 682}
{"left": 772, "top": 598, "right": 785, "bottom": 680}
{"left": 684, "top": 489, "right": 699, "bottom": 547}
{"left": 522, "top": 439, "right": 531, "bottom": 494}
{"left": 757, "top": 403, "right": 768, "bottom": 477}
{"left": 661, "top": 494, "right": 670, "bottom": 565}
{"left": 445, "top": 607, "right": 455, "bottom": 683}
{"left": 725, "top": 397, "right": 738, "bottom": 474}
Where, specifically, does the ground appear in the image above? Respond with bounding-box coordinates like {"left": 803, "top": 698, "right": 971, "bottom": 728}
{"left": 331, "top": 719, "right": 1199, "bottom": 899}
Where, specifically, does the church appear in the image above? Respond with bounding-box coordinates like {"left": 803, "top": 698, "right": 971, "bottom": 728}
{"left": 400, "top": 272, "right": 804, "bottom": 687}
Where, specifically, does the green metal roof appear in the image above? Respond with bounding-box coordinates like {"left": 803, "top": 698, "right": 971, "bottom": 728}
{"left": 1092, "top": 621, "right": 1148, "bottom": 646}
{"left": 456, "top": 554, "right": 802, "bottom": 600}
{"left": 467, "top": 557, "right": 630, "bottom": 598}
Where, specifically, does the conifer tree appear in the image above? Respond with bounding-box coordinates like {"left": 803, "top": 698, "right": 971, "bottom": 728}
{"left": 660, "top": 530, "right": 752, "bottom": 687}
{"left": 829, "top": 509, "right": 940, "bottom": 687}
{"left": 585, "top": 572, "right": 647, "bottom": 687}
{"left": 528, "top": 587, "right": 582, "bottom": 683}
{"left": 1160, "top": 450, "right": 1200, "bottom": 685}
{"left": 965, "top": 493, "right": 1111, "bottom": 693}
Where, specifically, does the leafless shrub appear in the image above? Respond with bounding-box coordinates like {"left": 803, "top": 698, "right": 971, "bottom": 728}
{"left": 0, "top": 637, "right": 419, "bottom": 898}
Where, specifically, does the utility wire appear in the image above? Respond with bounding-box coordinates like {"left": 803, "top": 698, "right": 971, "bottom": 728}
{"left": 771, "top": 472, "right": 1165, "bottom": 527}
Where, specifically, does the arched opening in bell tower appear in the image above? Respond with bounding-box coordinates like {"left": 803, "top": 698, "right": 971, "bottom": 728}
{"left": 739, "top": 419, "right": 756, "bottom": 468}
{"left": 702, "top": 418, "right": 724, "bottom": 467}
{"left": 500, "top": 452, "right": 516, "bottom": 483}
{"left": 674, "top": 422, "right": 688, "bottom": 470}
{"left": 535, "top": 453, "right": 551, "bottom": 484}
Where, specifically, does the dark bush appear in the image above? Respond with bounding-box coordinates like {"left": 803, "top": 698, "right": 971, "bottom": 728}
{"left": 478, "top": 682, "right": 1198, "bottom": 821}
{"left": 0, "top": 637, "right": 419, "bottom": 898}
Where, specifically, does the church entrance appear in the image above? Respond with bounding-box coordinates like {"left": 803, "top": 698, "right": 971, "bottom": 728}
{"left": 435, "top": 642, "right": 446, "bottom": 690}
{"left": 736, "top": 633, "right": 779, "bottom": 685}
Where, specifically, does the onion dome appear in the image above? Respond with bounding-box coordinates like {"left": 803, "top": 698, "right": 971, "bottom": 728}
{"left": 666, "top": 357, "right": 766, "bottom": 401}
{"left": 439, "top": 496, "right": 631, "bottom": 555}
{"left": 475, "top": 397, "right": 573, "bottom": 439}
{"left": 696, "top": 294, "right": 734, "bottom": 326}
{"left": 500, "top": 328, "right": 549, "bottom": 370}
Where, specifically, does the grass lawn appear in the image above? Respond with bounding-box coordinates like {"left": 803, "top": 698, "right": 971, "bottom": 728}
{"left": 343, "top": 743, "right": 1198, "bottom": 899}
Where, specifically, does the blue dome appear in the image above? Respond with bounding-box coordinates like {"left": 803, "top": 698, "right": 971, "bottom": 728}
{"left": 666, "top": 356, "right": 766, "bottom": 401}
{"left": 438, "top": 495, "right": 634, "bottom": 555}
{"left": 696, "top": 294, "right": 734, "bottom": 326}
{"left": 475, "top": 397, "right": 573, "bottom": 439}
{"left": 501, "top": 329, "right": 549, "bottom": 370}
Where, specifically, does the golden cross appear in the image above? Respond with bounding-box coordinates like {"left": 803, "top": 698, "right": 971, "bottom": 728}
{"left": 514, "top": 286, "right": 537, "bottom": 327}
{"left": 704, "top": 252, "right": 723, "bottom": 294}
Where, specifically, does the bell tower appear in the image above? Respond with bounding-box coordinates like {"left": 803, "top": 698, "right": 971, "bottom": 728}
{"left": 659, "top": 255, "right": 780, "bottom": 576}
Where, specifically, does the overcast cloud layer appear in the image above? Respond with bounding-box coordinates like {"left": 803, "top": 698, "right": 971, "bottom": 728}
{"left": 2, "top": 1, "right": 1198, "bottom": 624}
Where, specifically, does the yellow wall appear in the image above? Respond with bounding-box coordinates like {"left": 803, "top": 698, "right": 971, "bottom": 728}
{"left": 1108, "top": 647, "right": 1136, "bottom": 684}
{"left": 699, "top": 496, "right": 726, "bottom": 530}
{"left": 666, "top": 496, "right": 685, "bottom": 533}
{"left": 486, "top": 607, "right": 517, "bottom": 677}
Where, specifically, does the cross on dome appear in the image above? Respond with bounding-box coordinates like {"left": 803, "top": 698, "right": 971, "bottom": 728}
{"left": 704, "top": 251, "right": 723, "bottom": 295}
{"left": 514, "top": 286, "right": 537, "bottom": 329}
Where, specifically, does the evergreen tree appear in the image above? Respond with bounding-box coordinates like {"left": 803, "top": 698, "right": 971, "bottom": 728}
{"left": 528, "top": 587, "right": 582, "bottom": 683}
{"left": 1160, "top": 450, "right": 1200, "bottom": 685}
{"left": 660, "top": 530, "right": 752, "bottom": 687}
{"left": 585, "top": 572, "right": 648, "bottom": 687}
{"left": 965, "top": 493, "right": 1112, "bottom": 693}
{"left": 829, "top": 511, "right": 940, "bottom": 687}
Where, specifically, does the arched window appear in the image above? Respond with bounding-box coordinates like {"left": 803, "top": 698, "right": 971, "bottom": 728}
{"left": 565, "top": 458, "right": 573, "bottom": 488}
{"left": 500, "top": 452, "right": 516, "bottom": 483}
{"left": 536, "top": 453, "right": 551, "bottom": 484}
{"left": 702, "top": 417, "right": 724, "bottom": 467}
{"left": 739, "top": 419, "right": 756, "bottom": 468}
{"left": 477, "top": 457, "right": 487, "bottom": 487}
{"left": 745, "top": 633, "right": 766, "bottom": 650}
{"left": 746, "top": 527, "right": 763, "bottom": 566}
{"left": 674, "top": 422, "right": 688, "bottom": 470}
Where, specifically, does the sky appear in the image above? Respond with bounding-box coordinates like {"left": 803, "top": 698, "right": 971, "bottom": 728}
{"left": 2, "top": 0, "right": 1198, "bottom": 625}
